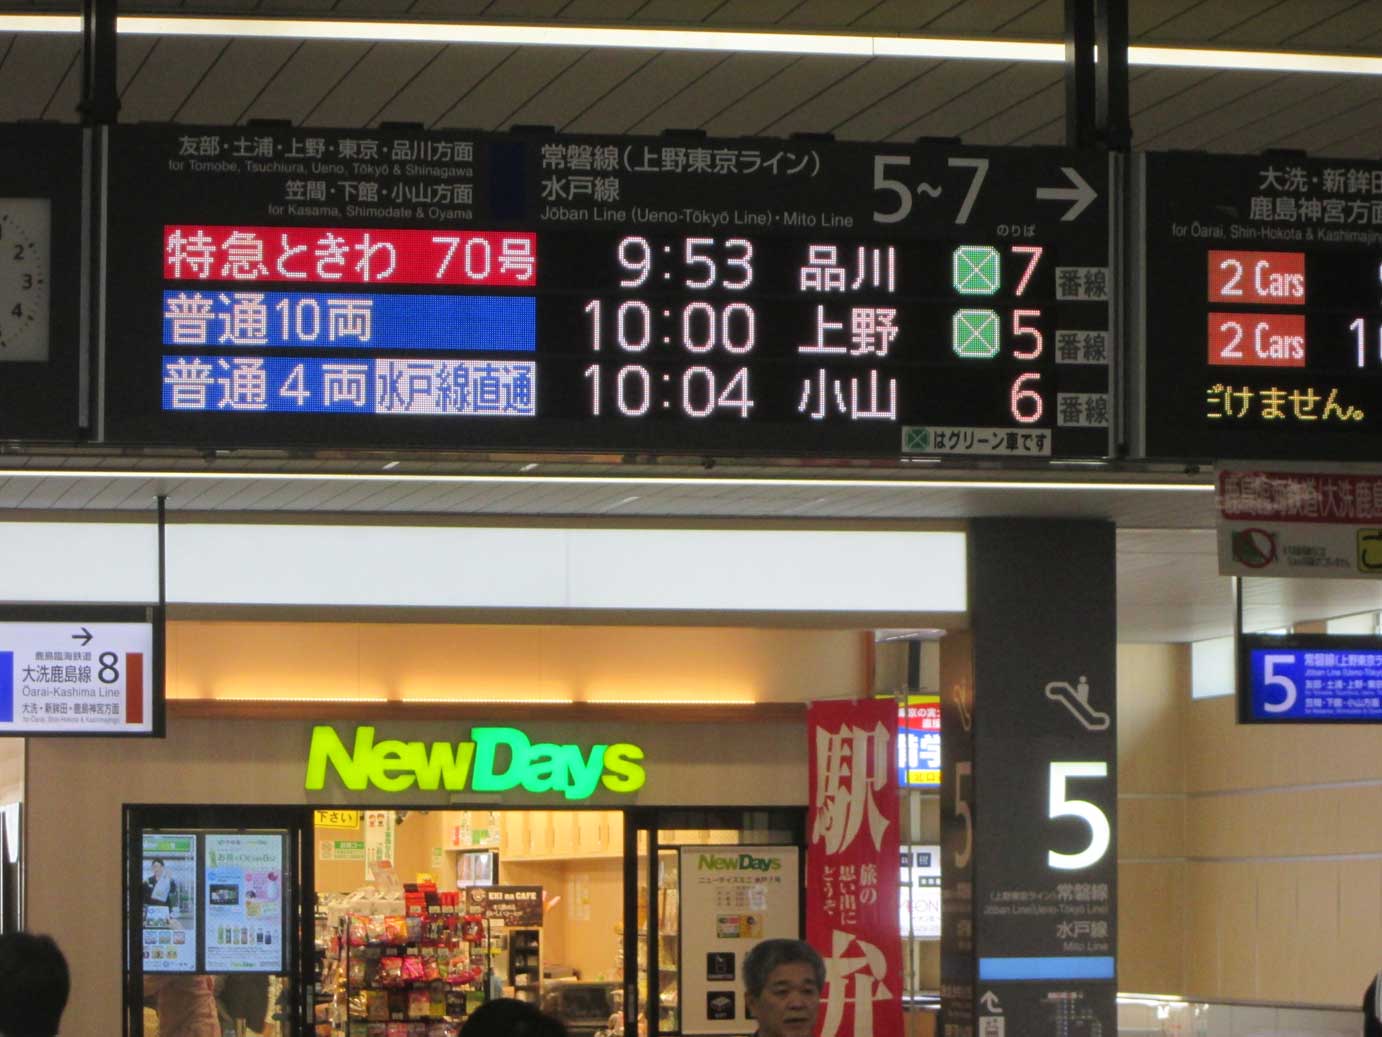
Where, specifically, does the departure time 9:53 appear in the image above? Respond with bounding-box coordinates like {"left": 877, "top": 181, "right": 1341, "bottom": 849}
{"left": 584, "top": 234, "right": 759, "bottom": 419}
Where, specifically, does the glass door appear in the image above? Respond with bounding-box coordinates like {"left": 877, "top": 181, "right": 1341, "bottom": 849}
{"left": 627, "top": 808, "right": 805, "bottom": 1037}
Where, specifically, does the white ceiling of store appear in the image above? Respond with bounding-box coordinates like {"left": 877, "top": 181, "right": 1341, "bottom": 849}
{"left": 5, "top": 0, "right": 1382, "bottom": 642}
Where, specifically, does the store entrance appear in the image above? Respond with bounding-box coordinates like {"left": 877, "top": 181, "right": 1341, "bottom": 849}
{"left": 125, "top": 805, "right": 807, "bottom": 1037}
{"left": 315, "top": 808, "right": 629, "bottom": 1037}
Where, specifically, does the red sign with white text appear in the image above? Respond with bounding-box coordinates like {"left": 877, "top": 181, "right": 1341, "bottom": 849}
{"left": 1207, "top": 312, "right": 1306, "bottom": 367}
{"left": 1207, "top": 250, "right": 1306, "bottom": 304}
{"left": 807, "top": 699, "right": 901, "bottom": 1037}
{"left": 163, "top": 226, "right": 537, "bottom": 286}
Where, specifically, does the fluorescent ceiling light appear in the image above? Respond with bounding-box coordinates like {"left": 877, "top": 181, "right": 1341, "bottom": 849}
{"left": 0, "top": 13, "right": 1377, "bottom": 76}
{"left": 0, "top": 467, "right": 1211, "bottom": 493}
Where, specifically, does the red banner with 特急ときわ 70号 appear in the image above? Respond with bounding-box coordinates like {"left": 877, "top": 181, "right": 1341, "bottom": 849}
{"left": 807, "top": 698, "right": 902, "bottom": 1037}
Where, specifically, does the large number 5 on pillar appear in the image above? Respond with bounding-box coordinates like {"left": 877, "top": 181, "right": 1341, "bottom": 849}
{"left": 1047, "top": 761, "right": 1110, "bottom": 870}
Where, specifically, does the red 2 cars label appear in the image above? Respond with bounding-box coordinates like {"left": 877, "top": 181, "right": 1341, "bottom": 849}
{"left": 1208, "top": 312, "right": 1306, "bottom": 367}
{"left": 1208, "top": 250, "right": 1306, "bottom": 304}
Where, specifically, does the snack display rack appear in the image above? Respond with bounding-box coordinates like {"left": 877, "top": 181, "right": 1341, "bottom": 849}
{"left": 316, "top": 885, "right": 488, "bottom": 1037}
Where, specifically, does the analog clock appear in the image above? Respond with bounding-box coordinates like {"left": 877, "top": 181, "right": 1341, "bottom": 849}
{"left": 0, "top": 197, "right": 51, "bottom": 362}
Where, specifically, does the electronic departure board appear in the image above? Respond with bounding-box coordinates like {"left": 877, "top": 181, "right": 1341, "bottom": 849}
{"left": 0, "top": 123, "right": 83, "bottom": 440}
{"left": 1138, "top": 151, "right": 1382, "bottom": 461}
{"left": 102, "top": 125, "right": 1112, "bottom": 459}
{"left": 1239, "top": 633, "right": 1382, "bottom": 724}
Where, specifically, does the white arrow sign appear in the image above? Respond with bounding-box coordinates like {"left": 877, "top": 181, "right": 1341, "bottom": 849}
{"left": 1036, "top": 167, "right": 1098, "bottom": 221}
{"left": 980, "top": 990, "right": 1003, "bottom": 1014}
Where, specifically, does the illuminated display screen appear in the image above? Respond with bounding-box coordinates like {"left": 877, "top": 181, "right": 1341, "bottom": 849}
{"left": 1239, "top": 633, "right": 1382, "bottom": 723}
{"left": 104, "top": 126, "right": 1111, "bottom": 458}
{"left": 897, "top": 693, "right": 940, "bottom": 788}
{"left": 1139, "top": 152, "right": 1382, "bottom": 460}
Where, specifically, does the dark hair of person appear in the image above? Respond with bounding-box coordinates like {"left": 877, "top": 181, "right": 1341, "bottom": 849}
{"left": 742, "top": 938, "right": 826, "bottom": 998}
{"left": 0, "top": 932, "right": 70, "bottom": 1037}
{"left": 459, "top": 997, "right": 567, "bottom": 1037}
{"left": 151, "top": 858, "right": 165, "bottom": 867}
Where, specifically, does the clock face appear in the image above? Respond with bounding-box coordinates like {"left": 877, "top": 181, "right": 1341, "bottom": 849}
{"left": 0, "top": 197, "right": 51, "bottom": 363}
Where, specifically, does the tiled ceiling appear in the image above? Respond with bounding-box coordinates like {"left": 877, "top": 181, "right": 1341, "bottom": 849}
{"left": 0, "top": 1, "right": 1380, "bottom": 155}
{"left": 3, "top": 0, "right": 1381, "bottom": 641}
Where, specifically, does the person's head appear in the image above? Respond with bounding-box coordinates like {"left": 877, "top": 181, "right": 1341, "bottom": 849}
{"left": 459, "top": 997, "right": 566, "bottom": 1037}
{"left": 150, "top": 859, "right": 165, "bottom": 877}
{"left": 0, "top": 932, "right": 70, "bottom": 1037}
{"left": 743, "top": 939, "right": 824, "bottom": 1037}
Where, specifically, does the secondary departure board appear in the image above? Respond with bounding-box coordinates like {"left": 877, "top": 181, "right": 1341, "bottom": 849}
{"left": 1138, "top": 151, "right": 1382, "bottom": 461}
{"left": 102, "top": 125, "right": 1112, "bottom": 460}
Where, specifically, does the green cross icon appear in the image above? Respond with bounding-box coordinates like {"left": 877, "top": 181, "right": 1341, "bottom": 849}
{"left": 952, "top": 309, "right": 1001, "bottom": 358}
{"left": 952, "top": 245, "right": 1001, "bottom": 295}
{"left": 903, "top": 427, "right": 931, "bottom": 452}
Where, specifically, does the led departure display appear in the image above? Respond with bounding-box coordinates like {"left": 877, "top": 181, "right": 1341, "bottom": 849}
{"left": 103, "top": 126, "right": 1112, "bottom": 458}
{"left": 1139, "top": 151, "right": 1382, "bottom": 461}
{"left": 1239, "top": 633, "right": 1382, "bottom": 724}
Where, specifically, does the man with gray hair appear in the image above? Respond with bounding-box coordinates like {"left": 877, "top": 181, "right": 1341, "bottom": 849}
{"left": 742, "top": 938, "right": 824, "bottom": 1037}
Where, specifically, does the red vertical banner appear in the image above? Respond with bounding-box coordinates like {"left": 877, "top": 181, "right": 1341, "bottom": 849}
{"left": 807, "top": 698, "right": 902, "bottom": 1037}
{"left": 125, "top": 652, "right": 144, "bottom": 726}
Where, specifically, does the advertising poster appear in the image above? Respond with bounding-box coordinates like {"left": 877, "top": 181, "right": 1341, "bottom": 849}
{"left": 141, "top": 833, "right": 198, "bottom": 972}
{"left": 203, "top": 833, "right": 285, "bottom": 972}
{"left": 898, "top": 693, "right": 941, "bottom": 788}
{"left": 808, "top": 699, "right": 903, "bottom": 1037}
{"left": 464, "top": 885, "right": 543, "bottom": 927}
{"left": 679, "top": 845, "right": 800, "bottom": 1035}
{"left": 365, "top": 809, "right": 395, "bottom": 865}
{"left": 900, "top": 845, "right": 942, "bottom": 941}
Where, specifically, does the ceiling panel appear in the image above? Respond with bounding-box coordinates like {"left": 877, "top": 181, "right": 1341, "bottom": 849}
{"left": 558, "top": 0, "right": 648, "bottom": 20}
{"left": 431, "top": 44, "right": 584, "bottom": 129}
{"left": 626, "top": 0, "right": 727, "bottom": 23}
{"left": 116, "top": 37, "right": 222, "bottom": 122}
{"left": 1141, "top": 0, "right": 1281, "bottom": 44}
{"left": 925, "top": 0, "right": 1057, "bottom": 36}
{"left": 172, "top": 38, "right": 302, "bottom": 125}
{"left": 762, "top": 57, "right": 933, "bottom": 136}
{"left": 0, "top": 34, "right": 78, "bottom": 122}
{"left": 833, "top": 60, "right": 995, "bottom": 141}
{"left": 502, "top": 48, "right": 660, "bottom": 131}
{"left": 1207, "top": 0, "right": 1359, "bottom": 47}
{"left": 240, "top": 40, "right": 373, "bottom": 124}
{"left": 477, "top": 0, "right": 570, "bottom": 18}
{"left": 331, "top": 0, "right": 418, "bottom": 13}
{"left": 851, "top": 1, "right": 981, "bottom": 33}
{"left": 701, "top": 55, "right": 861, "bottom": 137}
{"left": 774, "top": 0, "right": 885, "bottom": 28}
{"left": 888, "top": 63, "right": 1059, "bottom": 142}
{"left": 1287, "top": 2, "right": 1382, "bottom": 51}
{"left": 626, "top": 52, "right": 795, "bottom": 133}
{"left": 1252, "top": 86, "right": 1382, "bottom": 157}
{"left": 369, "top": 43, "right": 513, "bottom": 127}
{"left": 961, "top": 77, "right": 1063, "bottom": 146}
{"left": 1131, "top": 70, "right": 1268, "bottom": 145}
{"left": 1207, "top": 76, "right": 1380, "bottom": 154}
{"left": 1001, "top": 0, "right": 1063, "bottom": 37}
{"left": 302, "top": 41, "right": 441, "bottom": 127}
{"left": 562, "top": 50, "right": 712, "bottom": 132}
{"left": 1156, "top": 73, "right": 1340, "bottom": 151}
{"left": 705, "top": 0, "right": 814, "bottom": 26}
{"left": 1129, "top": 0, "right": 1208, "bottom": 38}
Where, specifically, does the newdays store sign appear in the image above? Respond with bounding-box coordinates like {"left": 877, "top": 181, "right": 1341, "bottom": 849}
{"left": 305, "top": 725, "right": 647, "bottom": 800}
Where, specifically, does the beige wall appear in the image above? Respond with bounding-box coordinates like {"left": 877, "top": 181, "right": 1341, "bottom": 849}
{"left": 1116, "top": 643, "right": 1188, "bottom": 997}
{"left": 167, "top": 621, "right": 868, "bottom": 705}
{"left": 1184, "top": 693, "right": 1382, "bottom": 1006}
{"left": 0, "top": 739, "right": 22, "bottom": 805}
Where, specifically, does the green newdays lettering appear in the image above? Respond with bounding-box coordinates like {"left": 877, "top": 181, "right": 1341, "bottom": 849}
{"left": 305, "top": 725, "right": 375, "bottom": 791}
{"left": 563, "top": 744, "right": 609, "bottom": 801}
{"left": 304, "top": 724, "right": 647, "bottom": 798}
{"left": 471, "top": 727, "right": 530, "bottom": 792}
{"left": 371, "top": 739, "right": 417, "bottom": 792}
{"left": 413, "top": 739, "right": 476, "bottom": 791}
